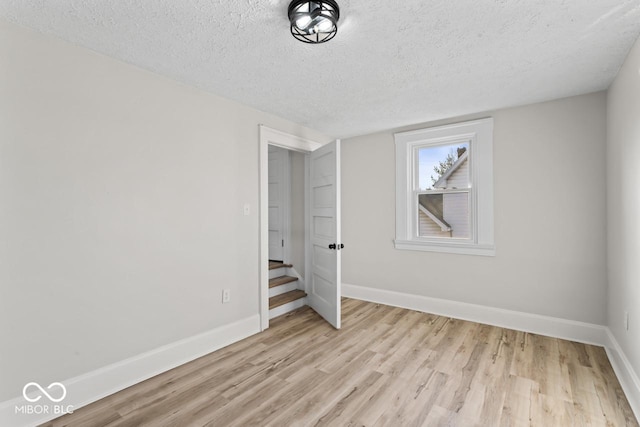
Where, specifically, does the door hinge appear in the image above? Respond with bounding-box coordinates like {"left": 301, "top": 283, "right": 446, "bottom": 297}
{"left": 282, "top": 239, "right": 284, "bottom": 247}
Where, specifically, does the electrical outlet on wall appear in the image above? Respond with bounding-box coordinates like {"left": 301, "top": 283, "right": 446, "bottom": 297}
{"left": 222, "top": 289, "right": 231, "bottom": 304}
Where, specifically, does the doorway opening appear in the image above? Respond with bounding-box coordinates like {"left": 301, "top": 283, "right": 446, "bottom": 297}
{"left": 266, "top": 145, "right": 307, "bottom": 319}
{"left": 259, "top": 126, "right": 342, "bottom": 331}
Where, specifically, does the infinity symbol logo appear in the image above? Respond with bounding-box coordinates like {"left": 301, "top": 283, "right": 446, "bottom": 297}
{"left": 22, "top": 382, "right": 67, "bottom": 403}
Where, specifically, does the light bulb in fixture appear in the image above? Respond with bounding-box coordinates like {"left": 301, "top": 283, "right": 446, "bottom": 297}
{"left": 295, "top": 15, "right": 312, "bottom": 30}
{"left": 288, "top": 0, "right": 340, "bottom": 44}
{"left": 315, "top": 18, "right": 333, "bottom": 32}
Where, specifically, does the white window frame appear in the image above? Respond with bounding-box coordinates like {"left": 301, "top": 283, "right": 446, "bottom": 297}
{"left": 395, "top": 118, "right": 495, "bottom": 256}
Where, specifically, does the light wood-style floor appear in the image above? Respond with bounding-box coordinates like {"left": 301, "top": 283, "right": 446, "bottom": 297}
{"left": 44, "top": 298, "right": 638, "bottom": 427}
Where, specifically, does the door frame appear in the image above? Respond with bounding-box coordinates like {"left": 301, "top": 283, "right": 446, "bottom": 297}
{"left": 259, "top": 125, "right": 322, "bottom": 331}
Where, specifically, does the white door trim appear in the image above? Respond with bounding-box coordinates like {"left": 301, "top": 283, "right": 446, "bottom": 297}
{"left": 259, "top": 125, "right": 322, "bottom": 331}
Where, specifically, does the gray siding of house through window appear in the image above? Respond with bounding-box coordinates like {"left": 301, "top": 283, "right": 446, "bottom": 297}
{"left": 443, "top": 192, "right": 470, "bottom": 238}
{"left": 419, "top": 157, "right": 470, "bottom": 239}
{"left": 418, "top": 209, "right": 451, "bottom": 237}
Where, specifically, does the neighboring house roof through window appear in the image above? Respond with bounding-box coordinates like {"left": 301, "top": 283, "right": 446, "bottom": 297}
{"left": 418, "top": 194, "right": 450, "bottom": 230}
{"left": 433, "top": 149, "right": 468, "bottom": 189}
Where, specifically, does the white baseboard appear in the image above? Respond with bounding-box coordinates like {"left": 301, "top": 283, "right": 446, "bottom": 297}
{"left": 342, "top": 283, "right": 605, "bottom": 345}
{"left": 0, "top": 314, "right": 260, "bottom": 427}
{"left": 603, "top": 329, "right": 640, "bottom": 421}
{"left": 342, "top": 283, "right": 640, "bottom": 421}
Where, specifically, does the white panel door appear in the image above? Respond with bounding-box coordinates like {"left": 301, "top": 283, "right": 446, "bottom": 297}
{"left": 307, "top": 140, "right": 341, "bottom": 329}
{"left": 268, "top": 146, "right": 288, "bottom": 261}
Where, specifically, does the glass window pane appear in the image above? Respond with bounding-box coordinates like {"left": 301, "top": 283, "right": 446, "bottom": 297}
{"left": 418, "top": 142, "right": 470, "bottom": 190}
{"left": 418, "top": 192, "right": 470, "bottom": 239}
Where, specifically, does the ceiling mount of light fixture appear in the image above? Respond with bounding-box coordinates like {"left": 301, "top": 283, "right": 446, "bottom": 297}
{"left": 288, "top": 0, "right": 340, "bottom": 44}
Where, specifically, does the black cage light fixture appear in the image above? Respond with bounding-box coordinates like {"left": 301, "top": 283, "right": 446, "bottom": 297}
{"left": 288, "top": 0, "right": 340, "bottom": 44}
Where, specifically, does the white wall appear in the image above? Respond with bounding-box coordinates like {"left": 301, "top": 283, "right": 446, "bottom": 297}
{"left": 342, "top": 92, "right": 607, "bottom": 324}
{"left": 607, "top": 35, "right": 640, "bottom": 380}
{"left": 0, "top": 19, "right": 330, "bottom": 402}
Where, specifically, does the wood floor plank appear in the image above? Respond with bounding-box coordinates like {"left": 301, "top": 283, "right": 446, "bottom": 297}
{"left": 313, "top": 370, "right": 384, "bottom": 426}
{"left": 266, "top": 350, "right": 380, "bottom": 426}
{"left": 42, "top": 299, "right": 639, "bottom": 427}
{"left": 237, "top": 367, "right": 329, "bottom": 426}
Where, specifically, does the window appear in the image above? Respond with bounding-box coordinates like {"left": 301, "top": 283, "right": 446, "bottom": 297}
{"left": 395, "top": 118, "right": 494, "bottom": 256}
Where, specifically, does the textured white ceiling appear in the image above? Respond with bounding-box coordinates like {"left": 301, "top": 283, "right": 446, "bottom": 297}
{"left": 2, "top": 0, "right": 640, "bottom": 138}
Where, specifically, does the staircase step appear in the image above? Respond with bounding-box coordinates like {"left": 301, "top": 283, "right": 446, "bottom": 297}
{"left": 269, "top": 275, "right": 298, "bottom": 288}
{"left": 269, "top": 261, "right": 293, "bottom": 270}
{"left": 269, "top": 290, "right": 306, "bottom": 309}
{"left": 269, "top": 279, "right": 299, "bottom": 298}
{"left": 269, "top": 296, "right": 306, "bottom": 320}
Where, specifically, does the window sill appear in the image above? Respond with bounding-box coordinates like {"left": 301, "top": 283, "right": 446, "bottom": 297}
{"left": 394, "top": 239, "right": 495, "bottom": 256}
